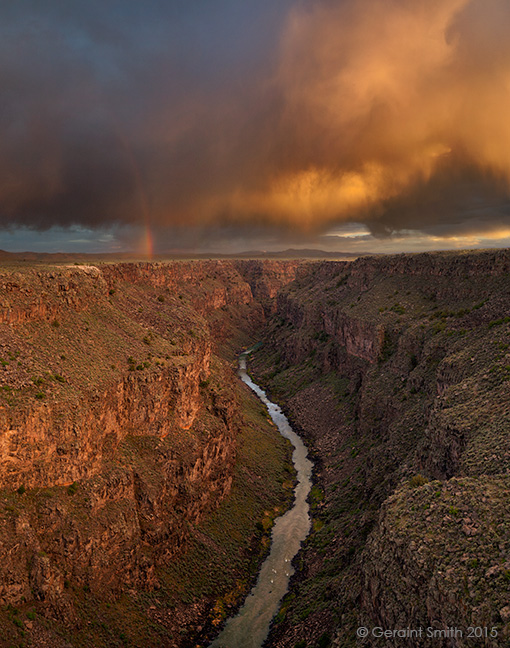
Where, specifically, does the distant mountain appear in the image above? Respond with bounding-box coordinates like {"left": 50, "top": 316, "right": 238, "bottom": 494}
{"left": 206, "top": 248, "right": 372, "bottom": 259}
{"left": 0, "top": 247, "right": 373, "bottom": 263}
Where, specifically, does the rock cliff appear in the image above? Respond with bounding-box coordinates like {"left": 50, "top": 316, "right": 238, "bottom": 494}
{"left": 0, "top": 259, "right": 300, "bottom": 647}
{"left": 250, "top": 249, "right": 510, "bottom": 648}
{"left": 4, "top": 249, "right": 510, "bottom": 648}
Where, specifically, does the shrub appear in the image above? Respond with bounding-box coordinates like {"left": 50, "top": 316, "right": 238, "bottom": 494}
{"left": 409, "top": 474, "right": 428, "bottom": 488}
{"left": 318, "top": 633, "right": 332, "bottom": 648}
{"left": 488, "top": 317, "right": 510, "bottom": 329}
{"left": 379, "top": 331, "right": 394, "bottom": 362}
{"left": 17, "top": 485, "right": 26, "bottom": 495}
{"left": 67, "top": 481, "right": 79, "bottom": 495}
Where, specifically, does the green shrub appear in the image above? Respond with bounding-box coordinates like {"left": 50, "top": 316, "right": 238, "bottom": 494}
{"left": 409, "top": 474, "right": 428, "bottom": 488}
{"left": 67, "top": 481, "right": 79, "bottom": 495}
{"left": 317, "top": 633, "right": 332, "bottom": 648}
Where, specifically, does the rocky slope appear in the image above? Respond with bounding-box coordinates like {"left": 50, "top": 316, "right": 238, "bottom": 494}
{"left": 4, "top": 250, "right": 510, "bottom": 648}
{"left": 0, "top": 260, "right": 300, "bottom": 648}
{"left": 249, "top": 249, "right": 510, "bottom": 648}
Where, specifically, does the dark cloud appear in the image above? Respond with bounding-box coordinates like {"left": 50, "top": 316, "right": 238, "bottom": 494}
{"left": 1, "top": 0, "right": 510, "bottom": 250}
{"left": 0, "top": 0, "right": 294, "bottom": 231}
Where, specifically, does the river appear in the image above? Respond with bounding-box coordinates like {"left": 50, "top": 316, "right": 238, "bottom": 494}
{"left": 209, "top": 350, "right": 313, "bottom": 648}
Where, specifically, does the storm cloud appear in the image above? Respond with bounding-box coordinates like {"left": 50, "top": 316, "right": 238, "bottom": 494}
{"left": 1, "top": 0, "right": 510, "bottom": 247}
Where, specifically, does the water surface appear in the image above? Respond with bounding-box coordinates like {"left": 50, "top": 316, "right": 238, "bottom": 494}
{"left": 209, "top": 351, "right": 313, "bottom": 648}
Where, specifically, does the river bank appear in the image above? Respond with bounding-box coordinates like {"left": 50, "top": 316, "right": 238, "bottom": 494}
{"left": 209, "top": 352, "right": 313, "bottom": 648}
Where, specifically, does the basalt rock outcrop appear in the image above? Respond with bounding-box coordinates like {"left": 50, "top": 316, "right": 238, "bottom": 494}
{"left": 250, "top": 249, "right": 510, "bottom": 648}
{"left": 4, "top": 250, "right": 510, "bottom": 648}
{"left": 0, "top": 259, "right": 300, "bottom": 647}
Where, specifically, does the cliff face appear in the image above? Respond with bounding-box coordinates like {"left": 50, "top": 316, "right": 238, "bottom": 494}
{"left": 0, "top": 259, "right": 300, "bottom": 646}
{"left": 0, "top": 266, "right": 103, "bottom": 325}
{"left": 360, "top": 475, "right": 510, "bottom": 647}
{"left": 6, "top": 250, "right": 510, "bottom": 648}
{"left": 0, "top": 260, "right": 300, "bottom": 487}
{"left": 250, "top": 249, "right": 510, "bottom": 648}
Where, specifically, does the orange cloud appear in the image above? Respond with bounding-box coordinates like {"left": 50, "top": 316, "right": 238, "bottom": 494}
{"left": 211, "top": 0, "right": 510, "bottom": 234}
{"left": 1, "top": 0, "right": 510, "bottom": 245}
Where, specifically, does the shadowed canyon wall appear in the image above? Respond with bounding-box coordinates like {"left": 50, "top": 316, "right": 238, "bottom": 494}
{"left": 251, "top": 250, "right": 510, "bottom": 648}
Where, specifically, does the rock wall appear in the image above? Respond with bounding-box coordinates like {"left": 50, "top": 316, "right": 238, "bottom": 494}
{"left": 0, "top": 259, "right": 302, "bottom": 637}
{"left": 252, "top": 249, "right": 510, "bottom": 648}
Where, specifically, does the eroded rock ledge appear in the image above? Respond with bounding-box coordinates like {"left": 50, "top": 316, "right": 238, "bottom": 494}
{"left": 251, "top": 249, "right": 510, "bottom": 648}
{"left": 0, "top": 259, "right": 301, "bottom": 644}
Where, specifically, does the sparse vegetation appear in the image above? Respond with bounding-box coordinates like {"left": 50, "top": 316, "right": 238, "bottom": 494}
{"left": 67, "top": 481, "right": 79, "bottom": 495}
{"left": 409, "top": 474, "right": 428, "bottom": 488}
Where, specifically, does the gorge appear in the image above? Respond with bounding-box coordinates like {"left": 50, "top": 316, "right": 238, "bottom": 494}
{"left": 1, "top": 250, "right": 510, "bottom": 647}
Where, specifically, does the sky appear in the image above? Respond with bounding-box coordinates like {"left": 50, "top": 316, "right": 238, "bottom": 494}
{"left": 1, "top": 0, "right": 510, "bottom": 255}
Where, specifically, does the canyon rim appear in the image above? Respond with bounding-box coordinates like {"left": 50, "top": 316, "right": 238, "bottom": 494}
{"left": 0, "top": 250, "right": 509, "bottom": 647}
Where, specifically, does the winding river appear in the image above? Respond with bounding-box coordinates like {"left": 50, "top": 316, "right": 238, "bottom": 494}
{"left": 209, "top": 351, "right": 313, "bottom": 648}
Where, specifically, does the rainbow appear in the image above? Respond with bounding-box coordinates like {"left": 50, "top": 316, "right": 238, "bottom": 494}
{"left": 113, "top": 126, "right": 154, "bottom": 259}
{"left": 141, "top": 224, "right": 154, "bottom": 259}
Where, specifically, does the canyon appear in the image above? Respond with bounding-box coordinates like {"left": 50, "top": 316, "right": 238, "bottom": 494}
{"left": 252, "top": 250, "right": 510, "bottom": 648}
{"left": 1, "top": 250, "right": 510, "bottom": 647}
{"left": 0, "top": 260, "right": 300, "bottom": 647}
